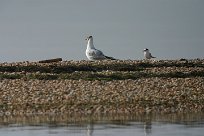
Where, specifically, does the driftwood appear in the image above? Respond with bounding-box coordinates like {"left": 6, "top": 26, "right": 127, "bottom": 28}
{"left": 38, "top": 58, "right": 62, "bottom": 63}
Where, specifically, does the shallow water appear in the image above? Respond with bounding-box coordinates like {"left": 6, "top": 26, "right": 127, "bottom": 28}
{"left": 0, "top": 113, "right": 203, "bottom": 136}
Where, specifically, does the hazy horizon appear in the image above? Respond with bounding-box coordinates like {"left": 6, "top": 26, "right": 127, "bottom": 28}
{"left": 0, "top": 0, "right": 203, "bottom": 62}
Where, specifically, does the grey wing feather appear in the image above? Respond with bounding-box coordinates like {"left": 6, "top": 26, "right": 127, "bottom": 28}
{"left": 94, "top": 49, "right": 105, "bottom": 56}
{"left": 96, "top": 49, "right": 116, "bottom": 60}
{"left": 91, "top": 49, "right": 116, "bottom": 60}
{"left": 105, "top": 56, "right": 116, "bottom": 60}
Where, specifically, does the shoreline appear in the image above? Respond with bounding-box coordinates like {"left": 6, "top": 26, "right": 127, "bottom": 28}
{"left": 0, "top": 112, "right": 203, "bottom": 124}
{"left": 0, "top": 59, "right": 204, "bottom": 115}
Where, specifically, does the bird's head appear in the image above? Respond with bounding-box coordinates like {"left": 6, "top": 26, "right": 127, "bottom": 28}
{"left": 143, "top": 48, "right": 149, "bottom": 52}
{"left": 85, "top": 36, "right": 93, "bottom": 41}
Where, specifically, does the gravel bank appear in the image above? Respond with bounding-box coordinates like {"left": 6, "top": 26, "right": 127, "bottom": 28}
{"left": 0, "top": 59, "right": 204, "bottom": 115}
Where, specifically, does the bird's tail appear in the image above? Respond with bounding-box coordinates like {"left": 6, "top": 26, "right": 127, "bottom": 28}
{"left": 105, "top": 56, "right": 116, "bottom": 60}
{"left": 150, "top": 53, "right": 156, "bottom": 59}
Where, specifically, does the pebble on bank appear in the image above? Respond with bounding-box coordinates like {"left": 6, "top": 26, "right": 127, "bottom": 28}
{"left": 0, "top": 59, "right": 204, "bottom": 116}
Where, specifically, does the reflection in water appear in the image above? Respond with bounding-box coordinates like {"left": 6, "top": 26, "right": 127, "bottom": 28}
{"left": 143, "top": 114, "right": 152, "bottom": 136}
{"left": 144, "top": 120, "right": 152, "bottom": 136}
{"left": 0, "top": 113, "right": 203, "bottom": 136}
{"left": 87, "top": 123, "right": 94, "bottom": 136}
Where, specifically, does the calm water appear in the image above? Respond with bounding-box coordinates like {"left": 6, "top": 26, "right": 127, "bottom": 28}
{"left": 0, "top": 113, "right": 203, "bottom": 136}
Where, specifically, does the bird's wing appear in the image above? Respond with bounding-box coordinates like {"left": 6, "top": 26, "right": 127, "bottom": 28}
{"left": 105, "top": 55, "right": 116, "bottom": 60}
{"left": 88, "top": 49, "right": 115, "bottom": 60}
{"left": 94, "top": 49, "right": 105, "bottom": 57}
{"left": 150, "top": 53, "right": 156, "bottom": 58}
{"left": 95, "top": 49, "right": 116, "bottom": 60}
{"left": 87, "top": 49, "right": 105, "bottom": 58}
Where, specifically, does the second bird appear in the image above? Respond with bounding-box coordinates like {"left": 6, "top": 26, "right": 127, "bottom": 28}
{"left": 143, "top": 48, "right": 156, "bottom": 59}
{"left": 85, "top": 36, "right": 115, "bottom": 60}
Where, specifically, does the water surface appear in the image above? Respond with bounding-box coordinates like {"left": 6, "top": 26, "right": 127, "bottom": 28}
{"left": 0, "top": 113, "right": 203, "bottom": 136}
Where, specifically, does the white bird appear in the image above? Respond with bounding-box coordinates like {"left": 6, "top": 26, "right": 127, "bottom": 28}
{"left": 85, "top": 36, "right": 115, "bottom": 60}
{"left": 143, "top": 48, "right": 156, "bottom": 59}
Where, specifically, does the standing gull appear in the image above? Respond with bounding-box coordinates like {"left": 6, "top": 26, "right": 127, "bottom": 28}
{"left": 143, "top": 48, "right": 156, "bottom": 59}
{"left": 85, "top": 36, "right": 115, "bottom": 60}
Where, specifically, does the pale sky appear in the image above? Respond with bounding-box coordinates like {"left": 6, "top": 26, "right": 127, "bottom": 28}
{"left": 0, "top": 0, "right": 203, "bottom": 62}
